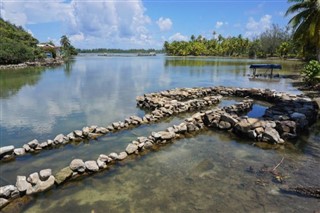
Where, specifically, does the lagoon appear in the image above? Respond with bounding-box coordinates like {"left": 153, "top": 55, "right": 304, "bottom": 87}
{"left": 0, "top": 55, "right": 319, "bottom": 212}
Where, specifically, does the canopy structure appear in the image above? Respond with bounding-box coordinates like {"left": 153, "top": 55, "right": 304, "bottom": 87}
{"left": 249, "top": 64, "right": 282, "bottom": 78}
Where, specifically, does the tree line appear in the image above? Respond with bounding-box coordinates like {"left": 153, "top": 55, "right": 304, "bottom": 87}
{"left": 164, "top": 0, "right": 319, "bottom": 63}
{"left": 78, "top": 48, "right": 163, "bottom": 54}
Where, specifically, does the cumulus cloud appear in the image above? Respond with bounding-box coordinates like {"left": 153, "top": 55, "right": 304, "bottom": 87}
{"left": 156, "top": 17, "right": 172, "bottom": 31}
{"left": 215, "top": 21, "right": 224, "bottom": 29}
{"left": 169, "top": 33, "right": 188, "bottom": 41}
{"left": 1, "top": 0, "right": 156, "bottom": 48}
{"left": 245, "top": 14, "right": 272, "bottom": 38}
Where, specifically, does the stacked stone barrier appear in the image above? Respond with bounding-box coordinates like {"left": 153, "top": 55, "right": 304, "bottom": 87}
{"left": 0, "top": 86, "right": 319, "bottom": 210}
{"left": 0, "top": 99, "right": 253, "bottom": 209}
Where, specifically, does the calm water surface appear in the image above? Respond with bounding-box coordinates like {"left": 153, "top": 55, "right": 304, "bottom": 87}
{"left": 0, "top": 55, "right": 319, "bottom": 212}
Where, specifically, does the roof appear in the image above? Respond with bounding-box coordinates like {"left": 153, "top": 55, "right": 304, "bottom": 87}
{"left": 249, "top": 64, "right": 282, "bottom": 69}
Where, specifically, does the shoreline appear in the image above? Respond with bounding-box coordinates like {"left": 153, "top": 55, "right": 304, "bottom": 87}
{"left": 0, "top": 58, "right": 64, "bottom": 70}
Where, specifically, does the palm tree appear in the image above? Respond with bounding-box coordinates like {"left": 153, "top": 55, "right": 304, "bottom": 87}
{"left": 60, "top": 35, "right": 71, "bottom": 58}
{"left": 285, "top": 0, "right": 320, "bottom": 61}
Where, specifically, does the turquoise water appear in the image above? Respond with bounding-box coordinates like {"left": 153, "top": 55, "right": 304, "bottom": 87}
{"left": 0, "top": 55, "right": 319, "bottom": 212}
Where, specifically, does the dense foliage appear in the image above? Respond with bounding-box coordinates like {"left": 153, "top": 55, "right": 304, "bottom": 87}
{"left": 0, "top": 18, "right": 43, "bottom": 65}
{"left": 286, "top": 0, "right": 320, "bottom": 62}
{"left": 302, "top": 60, "right": 320, "bottom": 84}
{"left": 78, "top": 48, "right": 163, "bottom": 54}
{"left": 164, "top": 26, "right": 298, "bottom": 59}
{"left": 60, "top": 35, "right": 78, "bottom": 58}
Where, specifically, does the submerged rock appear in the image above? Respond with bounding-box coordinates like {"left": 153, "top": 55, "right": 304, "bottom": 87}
{"left": 55, "top": 167, "right": 73, "bottom": 185}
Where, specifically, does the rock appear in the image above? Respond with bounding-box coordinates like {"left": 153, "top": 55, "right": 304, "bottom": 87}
{"left": 39, "top": 169, "right": 52, "bottom": 181}
{"left": 157, "top": 131, "right": 175, "bottom": 140}
{"left": 220, "top": 114, "right": 238, "bottom": 126}
{"left": 22, "top": 144, "right": 31, "bottom": 152}
{"left": 248, "top": 130, "right": 257, "bottom": 139}
{"left": 126, "top": 144, "right": 138, "bottom": 154}
{"left": 233, "top": 119, "right": 252, "bottom": 134}
{"left": 0, "top": 145, "right": 15, "bottom": 157}
{"left": 55, "top": 167, "right": 73, "bottom": 185}
{"left": 53, "top": 134, "right": 65, "bottom": 144}
{"left": 151, "top": 132, "right": 161, "bottom": 139}
{"left": 27, "top": 172, "right": 40, "bottom": 185}
{"left": 85, "top": 161, "right": 99, "bottom": 172}
{"left": 290, "top": 112, "right": 306, "bottom": 120}
{"left": 82, "top": 127, "right": 90, "bottom": 136}
{"left": 0, "top": 198, "right": 9, "bottom": 209}
{"left": 69, "top": 159, "right": 86, "bottom": 173}
{"left": 118, "top": 152, "right": 128, "bottom": 160}
{"left": 96, "top": 159, "right": 107, "bottom": 169}
{"left": 218, "top": 121, "right": 232, "bottom": 130}
{"left": 144, "top": 141, "right": 154, "bottom": 149}
{"left": 27, "top": 139, "right": 39, "bottom": 149}
{"left": 177, "top": 123, "right": 187, "bottom": 132}
{"left": 16, "top": 176, "right": 32, "bottom": 193}
{"left": 28, "top": 176, "right": 55, "bottom": 195}
{"left": 0, "top": 185, "right": 18, "bottom": 199}
{"left": 73, "top": 130, "right": 83, "bottom": 138}
{"left": 263, "top": 127, "right": 283, "bottom": 144}
{"left": 109, "top": 152, "right": 119, "bottom": 160}
{"left": 95, "top": 127, "right": 108, "bottom": 134}
{"left": 98, "top": 154, "right": 112, "bottom": 163}
{"left": 67, "top": 132, "right": 76, "bottom": 140}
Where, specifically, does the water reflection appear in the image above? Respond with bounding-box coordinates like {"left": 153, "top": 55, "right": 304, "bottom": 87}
{"left": 0, "top": 67, "right": 45, "bottom": 98}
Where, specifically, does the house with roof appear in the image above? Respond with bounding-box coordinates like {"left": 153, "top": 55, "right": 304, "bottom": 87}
{"left": 37, "top": 43, "right": 61, "bottom": 58}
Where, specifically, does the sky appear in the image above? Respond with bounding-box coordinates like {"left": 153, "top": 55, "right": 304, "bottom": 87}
{"left": 0, "top": 0, "right": 294, "bottom": 49}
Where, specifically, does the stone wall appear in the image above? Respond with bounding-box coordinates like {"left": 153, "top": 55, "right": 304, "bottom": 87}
{"left": 0, "top": 86, "right": 318, "bottom": 210}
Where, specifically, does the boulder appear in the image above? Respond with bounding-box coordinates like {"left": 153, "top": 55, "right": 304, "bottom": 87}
{"left": 157, "top": 131, "right": 175, "bottom": 140}
{"left": 118, "top": 152, "right": 128, "bottom": 160}
{"left": 85, "top": 161, "right": 99, "bottom": 172}
{"left": 69, "top": 159, "right": 85, "bottom": 173}
{"left": 55, "top": 167, "right": 73, "bottom": 185}
{"left": 263, "top": 127, "right": 284, "bottom": 144}
{"left": 16, "top": 176, "right": 32, "bottom": 193}
{"left": 98, "top": 154, "right": 112, "bottom": 163}
{"left": 0, "top": 185, "right": 19, "bottom": 199}
{"left": 53, "top": 134, "right": 65, "bottom": 144}
{"left": 109, "top": 152, "right": 119, "bottom": 160}
{"left": 96, "top": 159, "right": 107, "bottom": 169}
{"left": 218, "top": 121, "right": 232, "bottom": 130}
{"left": 39, "top": 169, "right": 52, "bottom": 181}
{"left": 22, "top": 144, "right": 31, "bottom": 152}
{"left": 0, "top": 145, "right": 15, "bottom": 157}
{"left": 27, "top": 172, "right": 40, "bottom": 185}
{"left": 27, "top": 139, "right": 39, "bottom": 149}
{"left": 28, "top": 176, "right": 55, "bottom": 195}
{"left": 126, "top": 144, "right": 138, "bottom": 154}
{"left": 220, "top": 114, "right": 238, "bottom": 126}
{"left": 73, "top": 130, "right": 83, "bottom": 138}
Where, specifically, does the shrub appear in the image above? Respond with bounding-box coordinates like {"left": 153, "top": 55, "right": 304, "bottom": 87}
{"left": 301, "top": 60, "right": 320, "bottom": 85}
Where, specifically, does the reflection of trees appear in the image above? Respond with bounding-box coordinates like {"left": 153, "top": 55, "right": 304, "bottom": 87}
{"left": 164, "top": 57, "right": 303, "bottom": 74}
{"left": 0, "top": 67, "right": 45, "bottom": 98}
{"left": 64, "top": 59, "right": 76, "bottom": 77}
{"left": 164, "top": 57, "right": 250, "bottom": 67}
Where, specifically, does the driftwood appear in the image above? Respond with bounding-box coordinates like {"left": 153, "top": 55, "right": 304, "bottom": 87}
{"left": 281, "top": 186, "right": 320, "bottom": 199}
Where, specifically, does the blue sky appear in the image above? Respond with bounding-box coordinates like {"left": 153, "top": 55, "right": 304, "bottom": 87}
{"left": 1, "top": 0, "right": 293, "bottom": 49}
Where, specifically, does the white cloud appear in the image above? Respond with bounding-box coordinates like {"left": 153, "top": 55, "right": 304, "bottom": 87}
{"left": 215, "top": 21, "right": 224, "bottom": 29}
{"left": 1, "top": 0, "right": 158, "bottom": 48}
{"left": 156, "top": 17, "right": 172, "bottom": 31}
{"left": 169, "top": 33, "right": 188, "bottom": 41}
{"left": 245, "top": 14, "right": 272, "bottom": 38}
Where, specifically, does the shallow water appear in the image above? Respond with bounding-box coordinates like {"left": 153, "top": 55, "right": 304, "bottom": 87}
{"left": 1, "top": 55, "right": 319, "bottom": 212}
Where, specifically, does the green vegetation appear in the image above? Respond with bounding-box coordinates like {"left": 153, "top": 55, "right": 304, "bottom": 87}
{"left": 0, "top": 18, "right": 43, "bottom": 65}
{"left": 78, "top": 48, "right": 163, "bottom": 54}
{"left": 164, "top": 26, "right": 297, "bottom": 59}
{"left": 285, "top": 0, "right": 320, "bottom": 62}
{"left": 302, "top": 60, "right": 320, "bottom": 85}
{"left": 60, "top": 35, "right": 78, "bottom": 59}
